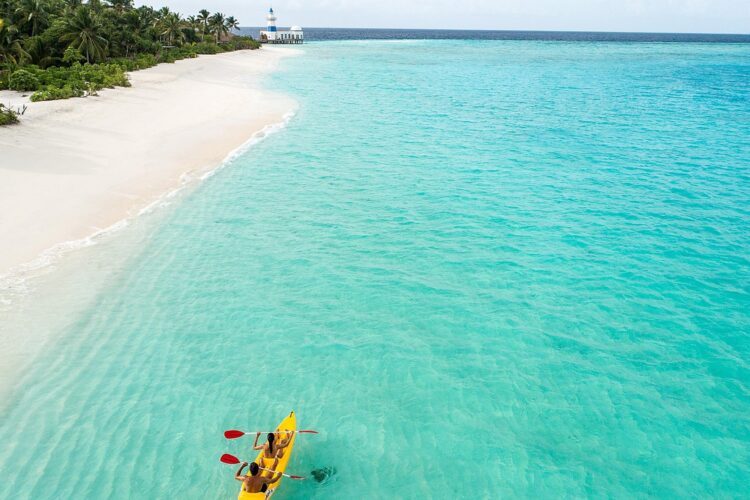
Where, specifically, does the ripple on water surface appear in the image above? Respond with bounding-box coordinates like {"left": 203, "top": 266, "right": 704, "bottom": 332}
{"left": 1, "top": 40, "right": 749, "bottom": 498}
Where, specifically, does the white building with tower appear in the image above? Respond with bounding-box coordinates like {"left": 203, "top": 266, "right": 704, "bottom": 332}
{"left": 259, "top": 8, "right": 304, "bottom": 44}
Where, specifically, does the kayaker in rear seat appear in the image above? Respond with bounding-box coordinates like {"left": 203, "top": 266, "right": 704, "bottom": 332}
{"left": 234, "top": 460, "right": 282, "bottom": 493}
{"left": 253, "top": 431, "right": 292, "bottom": 459}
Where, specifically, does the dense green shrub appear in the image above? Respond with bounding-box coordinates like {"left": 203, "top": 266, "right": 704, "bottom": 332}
{"left": 193, "top": 42, "right": 223, "bottom": 54}
{"left": 0, "top": 104, "right": 20, "bottom": 125}
{"left": 62, "top": 47, "right": 85, "bottom": 65}
{"left": 111, "top": 54, "right": 159, "bottom": 71}
{"left": 79, "top": 63, "right": 130, "bottom": 88}
{"left": 135, "top": 54, "right": 159, "bottom": 70}
{"left": 157, "top": 46, "right": 198, "bottom": 63}
{"left": 20, "top": 63, "right": 130, "bottom": 101}
{"left": 30, "top": 86, "right": 85, "bottom": 101}
{"left": 9, "top": 69, "right": 41, "bottom": 91}
{"left": 223, "top": 36, "right": 261, "bottom": 51}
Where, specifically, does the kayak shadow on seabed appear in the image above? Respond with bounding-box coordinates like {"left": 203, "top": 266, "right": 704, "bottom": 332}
{"left": 310, "top": 466, "right": 337, "bottom": 484}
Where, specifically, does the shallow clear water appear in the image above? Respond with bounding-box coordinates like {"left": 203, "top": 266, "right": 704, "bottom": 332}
{"left": 1, "top": 40, "right": 750, "bottom": 498}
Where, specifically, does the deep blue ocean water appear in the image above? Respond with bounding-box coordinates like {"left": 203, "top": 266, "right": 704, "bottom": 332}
{"left": 240, "top": 27, "right": 750, "bottom": 43}
{"left": 1, "top": 38, "right": 749, "bottom": 498}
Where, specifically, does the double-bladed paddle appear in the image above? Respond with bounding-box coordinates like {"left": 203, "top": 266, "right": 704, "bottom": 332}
{"left": 224, "top": 429, "right": 319, "bottom": 439}
{"left": 220, "top": 453, "right": 306, "bottom": 480}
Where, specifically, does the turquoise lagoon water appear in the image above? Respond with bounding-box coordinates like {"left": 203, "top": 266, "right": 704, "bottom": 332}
{"left": 1, "top": 41, "right": 750, "bottom": 498}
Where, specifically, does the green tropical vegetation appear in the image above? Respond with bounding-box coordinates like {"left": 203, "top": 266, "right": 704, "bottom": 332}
{"left": 0, "top": 102, "right": 20, "bottom": 124}
{"left": 0, "top": 0, "right": 259, "bottom": 111}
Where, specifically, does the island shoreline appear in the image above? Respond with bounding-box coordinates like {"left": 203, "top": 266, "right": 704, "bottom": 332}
{"left": 0, "top": 46, "right": 300, "bottom": 290}
{"left": 0, "top": 46, "right": 300, "bottom": 405}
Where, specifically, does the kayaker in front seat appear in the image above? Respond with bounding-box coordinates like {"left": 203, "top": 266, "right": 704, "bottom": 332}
{"left": 234, "top": 460, "right": 282, "bottom": 493}
{"left": 253, "top": 431, "right": 292, "bottom": 460}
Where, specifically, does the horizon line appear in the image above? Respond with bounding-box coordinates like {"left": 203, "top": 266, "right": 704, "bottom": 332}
{"left": 239, "top": 26, "right": 750, "bottom": 37}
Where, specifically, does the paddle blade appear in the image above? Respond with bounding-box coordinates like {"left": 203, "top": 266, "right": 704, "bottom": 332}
{"left": 220, "top": 453, "right": 241, "bottom": 465}
{"left": 299, "top": 430, "right": 319, "bottom": 434}
{"left": 224, "top": 430, "right": 245, "bottom": 439}
{"left": 289, "top": 475, "right": 306, "bottom": 480}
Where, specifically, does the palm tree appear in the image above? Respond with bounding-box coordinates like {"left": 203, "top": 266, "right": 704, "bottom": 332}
{"left": 152, "top": 6, "right": 170, "bottom": 42}
{"left": 196, "top": 9, "right": 209, "bottom": 37}
{"left": 224, "top": 15, "right": 239, "bottom": 34}
{"left": 15, "top": 0, "right": 50, "bottom": 36}
{"left": 0, "top": 20, "right": 31, "bottom": 65}
{"left": 136, "top": 5, "right": 156, "bottom": 30}
{"left": 207, "top": 12, "right": 226, "bottom": 43}
{"left": 158, "top": 12, "right": 184, "bottom": 46}
{"left": 184, "top": 15, "right": 201, "bottom": 41}
{"left": 155, "top": 6, "right": 171, "bottom": 21}
{"left": 23, "top": 32, "right": 47, "bottom": 64}
{"left": 106, "top": 0, "right": 133, "bottom": 14}
{"left": 60, "top": 6, "right": 107, "bottom": 63}
{"left": 62, "top": 0, "right": 83, "bottom": 13}
{"left": 88, "top": 0, "right": 104, "bottom": 13}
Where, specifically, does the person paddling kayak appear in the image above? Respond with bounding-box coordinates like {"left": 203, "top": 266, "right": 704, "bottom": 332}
{"left": 227, "top": 412, "right": 298, "bottom": 499}
{"left": 235, "top": 460, "right": 282, "bottom": 494}
{"left": 253, "top": 431, "right": 292, "bottom": 460}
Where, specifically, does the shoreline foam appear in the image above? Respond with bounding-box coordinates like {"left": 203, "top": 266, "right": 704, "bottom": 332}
{"left": 0, "top": 48, "right": 299, "bottom": 403}
{"left": 0, "top": 47, "right": 300, "bottom": 293}
{"left": 0, "top": 111, "right": 294, "bottom": 404}
{"left": 0, "top": 109, "right": 296, "bottom": 300}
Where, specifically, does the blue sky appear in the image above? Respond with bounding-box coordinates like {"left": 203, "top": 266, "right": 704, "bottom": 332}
{"left": 151, "top": 0, "right": 750, "bottom": 33}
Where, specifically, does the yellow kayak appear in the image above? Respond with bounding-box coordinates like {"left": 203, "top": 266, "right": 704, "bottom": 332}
{"left": 238, "top": 411, "right": 297, "bottom": 500}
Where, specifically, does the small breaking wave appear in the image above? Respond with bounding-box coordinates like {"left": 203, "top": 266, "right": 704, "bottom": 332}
{"left": 0, "top": 109, "right": 296, "bottom": 303}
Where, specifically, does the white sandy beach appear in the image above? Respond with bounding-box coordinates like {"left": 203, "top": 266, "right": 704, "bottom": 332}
{"left": 0, "top": 47, "right": 298, "bottom": 282}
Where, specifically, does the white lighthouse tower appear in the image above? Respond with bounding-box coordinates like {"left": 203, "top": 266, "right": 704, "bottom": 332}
{"left": 260, "top": 7, "right": 304, "bottom": 44}
{"left": 265, "top": 7, "right": 278, "bottom": 41}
